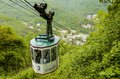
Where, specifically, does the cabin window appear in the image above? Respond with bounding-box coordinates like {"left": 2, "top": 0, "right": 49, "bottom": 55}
{"left": 51, "top": 47, "right": 57, "bottom": 61}
{"left": 43, "top": 49, "right": 50, "bottom": 64}
{"left": 34, "top": 50, "right": 42, "bottom": 64}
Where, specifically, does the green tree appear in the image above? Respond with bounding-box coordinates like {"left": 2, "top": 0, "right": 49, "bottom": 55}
{"left": 0, "top": 26, "right": 26, "bottom": 75}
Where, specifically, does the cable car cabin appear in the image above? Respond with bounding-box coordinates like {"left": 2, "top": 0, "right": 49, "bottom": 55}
{"left": 30, "top": 35, "right": 60, "bottom": 74}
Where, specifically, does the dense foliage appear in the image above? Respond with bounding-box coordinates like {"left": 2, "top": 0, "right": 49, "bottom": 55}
{"left": 0, "top": 26, "right": 27, "bottom": 76}
{"left": 74, "top": 0, "right": 120, "bottom": 78}
{"left": 0, "top": 0, "right": 120, "bottom": 79}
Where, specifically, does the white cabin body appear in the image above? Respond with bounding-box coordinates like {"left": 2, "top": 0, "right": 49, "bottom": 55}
{"left": 30, "top": 36, "right": 60, "bottom": 74}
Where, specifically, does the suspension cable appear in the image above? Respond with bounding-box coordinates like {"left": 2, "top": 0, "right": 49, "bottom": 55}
{"left": 0, "top": 0, "right": 31, "bottom": 15}
{"left": 16, "top": 0, "right": 34, "bottom": 11}
{"left": 53, "top": 21, "right": 67, "bottom": 29}
{"left": 2, "top": 0, "right": 67, "bottom": 28}
{"left": 9, "top": 0, "right": 38, "bottom": 16}
{"left": 24, "top": 0, "right": 35, "bottom": 9}
{"left": 19, "top": 0, "right": 36, "bottom": 12}
{"left": 42, "top": 0, "right": 68, "bottom": 28}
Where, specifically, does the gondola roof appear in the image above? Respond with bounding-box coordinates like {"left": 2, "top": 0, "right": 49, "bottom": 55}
{"left": 30, "top": 36, "right": 60, "bottom": 48}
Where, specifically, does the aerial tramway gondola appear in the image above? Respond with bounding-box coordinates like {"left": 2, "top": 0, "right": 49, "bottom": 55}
{"left": 30, "top": 2, "right": 60, "bottom": 74}
{"left": 25, "top": 0, "right": 60, "bottom": 74}
{"left": 1, "top": 0, "right": 60, "bottom": 74}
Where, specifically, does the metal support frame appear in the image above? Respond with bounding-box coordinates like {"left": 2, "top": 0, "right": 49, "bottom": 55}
{"left": 33, "top": 3, "right": 55, "bottom": 41}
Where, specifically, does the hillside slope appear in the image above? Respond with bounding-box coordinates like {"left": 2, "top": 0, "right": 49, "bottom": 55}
{"left": 1, "top": 0, "right": 119, "bottom": 79}
{"left": 0, "top": 0, "right": 107, "bottom": 30}
{"left": 0, "top": 0, "right": 120, "bottom": 79}
{"left": 0, "top": 26, "right": 27, "bottom": 76}
{"left": 0, "top": 14, "right": 27, "bottom": 36}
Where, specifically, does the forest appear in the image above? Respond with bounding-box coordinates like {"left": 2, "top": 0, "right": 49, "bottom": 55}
{"left": 0, "top": 0, "right": 120, "bottom": 79}
{"left": 0, "top": 0, "right": 107, "bottom": 33}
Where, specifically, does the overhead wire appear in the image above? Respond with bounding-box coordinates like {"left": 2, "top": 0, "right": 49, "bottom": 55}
{"left": 2, "top": 0, "right": 67, "bottom": 28}
{"left": 18, "top": 0, "right": 36, "bottom": 13}
{"left": 15, "top": 0, "right": 67, "bottom": 28}
{"left": 53, "top": 21, "right": 67, "bottom": 29}
{"left": 0, "top": 0, "right": 31, "bottom": 15}
{"left": 24, "top": 0, "right": 35, "bottom": 9}
{"left": 9, "top": 0, "right": 38, "bottom": 16}
{"left": 42, "top": 0, "right": 67, "bottom": 28}
{"left": 0, "top": 0, "right": 36, "bottom": 36}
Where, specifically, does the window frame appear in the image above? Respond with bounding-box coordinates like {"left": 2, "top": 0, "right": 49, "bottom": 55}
{"left": 31, "top": 48, "right": 42, "bottom": 64}
{"left": 51, "top": 46, "right": 57, "bottom": 62}
{"left": 43, "top": 49, "right": 50, "bottom": 64}
{"left": 30, "top": 44, "right": 59, "bottom": 64}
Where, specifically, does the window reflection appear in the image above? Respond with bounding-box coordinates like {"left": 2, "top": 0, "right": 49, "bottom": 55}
{"left": 43, "top": 49, "right": 50, "bottom": 64}
{"left": 51, "top": 47, "right": 56, "bottom": 61}
{"left": 34, "top": 50, "right": 42, "bottom": 64}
